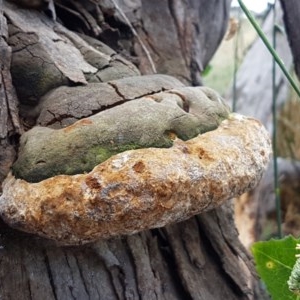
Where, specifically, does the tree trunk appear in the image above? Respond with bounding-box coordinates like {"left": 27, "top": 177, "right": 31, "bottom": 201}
{"left": 0, "top": 8, "right": 22, "bottom": 186}
{"left": 280, "top": 0, "right": 300, "bottom": 80}
{"left": 0, "top": 1, "right": 263, "bottom": 299}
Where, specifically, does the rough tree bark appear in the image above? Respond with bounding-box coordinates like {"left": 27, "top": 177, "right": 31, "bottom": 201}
{"left": 0, "top": 7, "right": 22, "bottom": 186}
{"left": 0, "top": 1, "right": 264, "bottom": 299}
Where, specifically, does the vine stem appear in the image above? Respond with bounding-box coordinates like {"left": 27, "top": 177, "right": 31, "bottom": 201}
{"left": 271, "top": 1, "right": 282, "bottom": 238}
{"left": 237, "top": 0, "right": 300, "bottom": 99}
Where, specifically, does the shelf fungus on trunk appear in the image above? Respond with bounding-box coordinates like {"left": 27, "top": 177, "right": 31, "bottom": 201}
{"left": 0, "top": 81, "right": 271, "bottom": 245}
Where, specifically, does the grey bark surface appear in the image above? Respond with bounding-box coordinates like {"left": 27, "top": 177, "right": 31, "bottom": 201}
{"left": 0, "top": 1, "right": 262, "bottom": 299}
{"left": 135, "top": 0, "right": 232, "bottom": 85}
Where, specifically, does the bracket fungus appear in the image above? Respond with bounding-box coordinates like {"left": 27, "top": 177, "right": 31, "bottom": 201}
{"left": 0, "top": 75, "right": 271, "bottom": 245}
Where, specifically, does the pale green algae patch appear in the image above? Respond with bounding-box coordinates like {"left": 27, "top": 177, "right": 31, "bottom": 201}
{"left": 13, "top": 87, "right": 230, "bottom": 182}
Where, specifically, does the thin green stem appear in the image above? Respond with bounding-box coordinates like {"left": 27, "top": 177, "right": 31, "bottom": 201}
{"left": 272, "top": 1, "right": 282, "bottom": 238}
{"left": 232, "top": 18, "right": 240, "bottom": 112}
{"left": 237, "top": 0, "right": 300, "bottom": 99}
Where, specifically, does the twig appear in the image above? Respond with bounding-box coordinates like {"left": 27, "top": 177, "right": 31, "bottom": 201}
{"left": 109, "top": 0, "right": 157, "bottom": 73}
{"left": 238, "top": 0, "right": 300, "bottom": 99}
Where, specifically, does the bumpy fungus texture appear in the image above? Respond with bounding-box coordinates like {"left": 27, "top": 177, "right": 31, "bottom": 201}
{"left": 13, "top": 85, "right": 230, "bottom": 182}
{"left": 0, "top": 115, "right": 271, "bottom": 245}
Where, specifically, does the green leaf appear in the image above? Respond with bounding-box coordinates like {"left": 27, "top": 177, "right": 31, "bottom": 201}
{"left": 252, "top": 236, "right": 300, "bottom": 300}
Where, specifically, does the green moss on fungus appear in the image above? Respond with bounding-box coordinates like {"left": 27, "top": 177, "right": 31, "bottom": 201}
{"left": 12, "top": 86, "right": 230, "bottom": 182}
